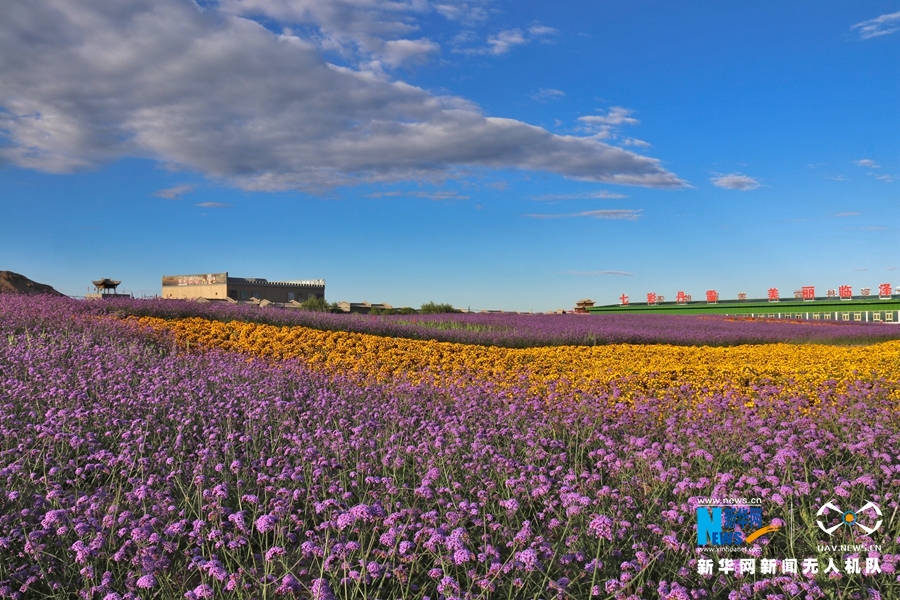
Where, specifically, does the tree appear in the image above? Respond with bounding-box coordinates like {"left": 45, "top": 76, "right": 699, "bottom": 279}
{"left": 419, "top": 301, "right": 457, "bottom": 314}
{"left": 300, "top": 296, "right": 331, "bottom": 312}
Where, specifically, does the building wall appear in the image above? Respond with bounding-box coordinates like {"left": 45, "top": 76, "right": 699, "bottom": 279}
{"left": 162, "top": 273, "right": 228, "bottom": 300}
{"left": 226, "top": 282, "right": 324, "bottom": 303}
{"left": 162, "top": 273, "right": 324, "bottom": 303}
{"left": 162, "top": 283, "right": 229, "bottom": 300}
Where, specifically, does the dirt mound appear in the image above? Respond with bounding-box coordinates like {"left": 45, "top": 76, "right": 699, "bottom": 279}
{"left": 0, "top": 271, "right": 64, "bottom": 295}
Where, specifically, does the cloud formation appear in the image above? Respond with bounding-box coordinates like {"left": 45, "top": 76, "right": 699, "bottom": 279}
{"left": 529, "top": 88, "right": 566, "bottom": 102}
{"left": 853, "top": 159, "right": 879, "bottom": 168}
{"left": 196, "top": 202, "right": 231, "bottom": 208}
{"left": 525, "top": 209, "right": 642, "bottom": 220}
{"left": 710, "top": 174, "right": 760, "bottom": 191}
{"left": 0, "top": 1, "right": 685, "bottom": 192}
{"left": 852, "top": 11, "right": 900, "bottom": 39}
{"left": 154, "top": 184, "right": 195, "bottom": 199}
{"left": 530, "top": 190, "right": 628, "bottom": 200}
{"left": 462, "top": 25, "right": 558, "bottom": 55}
{"left": 577, "top": 107, "right": 641, "bottom": 140}
{"left": 622, "top": 138, "right": 651, "bottom": 148}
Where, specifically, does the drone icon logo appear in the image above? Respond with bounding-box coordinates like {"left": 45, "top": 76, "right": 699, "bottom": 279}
{"left": 816, "top": 501, "right": 882, "bottom": 536}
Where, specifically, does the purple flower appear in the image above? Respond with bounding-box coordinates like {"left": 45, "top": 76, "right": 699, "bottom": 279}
{"left": 276, "top": 574, "right": 302, "bottom": 595}
{"left": 310, "top": 578, "right": 336, "bottom": 600}
{"left": 255, "top": 514, "right": 278, "bottom": 533}
{"left": 136, "top": 574, "right": 156, "bottom": 589}
{"left": 515, "top": 548, "right": 540, "bottom": 572}
{"left": 588, "top": 515, "right": 614, "bottom": 541}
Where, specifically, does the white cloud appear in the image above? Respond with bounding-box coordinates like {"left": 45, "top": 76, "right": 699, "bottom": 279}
{"left": 531, "top": 190, "right": 628, "bottom": 200}
{"left": 0, "top": 1, "right": 686, "bottom": 192}
{"left": 528, "top": 25, "right": 558, "bottom": 37}
{"left": 563, "top": 270, "right": 634, "bottom": 276}
{"left": 219, "top": 0, "right": 432, "bottom": 65}
{"left": 155, "top": 184, "right": 195, "bottom": 199}
{"left": 381, "top": 38, "right": 440, "bottom": 67}
{"left": 711, "top": 174, "right": 760, "bottom": 191}
{"left": 876, "top": 174, "right": 895, "bottom": 183}
{"left": 529, "top": 88, "right": 566, "bottom": 102}
{"left": 368, "top": 189, "right": 468, "bottom": 200}
{"left": 485, "top": 29, "right": 528, "bottom": 54}
{"left": 434, "top": 2, "right": 490, "bottom": 25}
{"left": 579, "top": 107, "right": 639, "bottom": 127}
{"left": 833, "top": 212, "right": 860, "bottom": 217}
{"left": 525, "top": 209, "right": 642, "bottom": 220}
{"left": 196, "top": 202, "right": 231, "bottom": 208}
{"left": 577, "top": 107, "right": 640, "bottom": 139}
{"left": 462, "top": 24, "right": 557, "bottom": 55}
{"left": 622, "top": 138, "right": 651, "bottom": 148}
{"left": 853, "top": 159, "right": 879, "bottom": 168}
{"left": 851, "top": 11, "right": 900, "bottom": 39}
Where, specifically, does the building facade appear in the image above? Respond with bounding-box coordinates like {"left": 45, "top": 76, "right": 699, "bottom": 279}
{"left": 162, "top": 272, "right": 325, "bottom": 303}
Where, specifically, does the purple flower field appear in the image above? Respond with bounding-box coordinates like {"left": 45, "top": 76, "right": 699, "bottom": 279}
{"left": 2, "top": 296, "right": 900, "bottom": 599}
{"left": 12, "top": 295, "right": 900, "bottom": 348}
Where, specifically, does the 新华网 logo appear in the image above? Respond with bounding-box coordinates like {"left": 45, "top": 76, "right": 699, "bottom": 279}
{"left": 697, "top": 505, "right": 780, "bottom": 546}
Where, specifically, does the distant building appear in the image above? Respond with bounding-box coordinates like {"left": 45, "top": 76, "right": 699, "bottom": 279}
{"left": 335, "top": 301, "right": 392, "bottom": 314}
{"left": 162, "top": 272, "right": 325, "bottom": 303}
{"left": 573, "top": 298, "right": 595, "bottom": 313}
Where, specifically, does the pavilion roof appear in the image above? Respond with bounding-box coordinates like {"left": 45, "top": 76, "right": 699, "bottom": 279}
{"left": 92, "top": 278, "right": 121, "bottom": 288}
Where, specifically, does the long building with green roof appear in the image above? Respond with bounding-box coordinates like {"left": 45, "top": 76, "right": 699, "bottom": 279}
{"left": 588, "top": 295, "right": 900, "bottom": 324}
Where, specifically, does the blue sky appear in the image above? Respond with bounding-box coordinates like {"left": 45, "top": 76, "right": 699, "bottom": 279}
{"left": 1, "top": 1, "right": 898, "bottom": 311}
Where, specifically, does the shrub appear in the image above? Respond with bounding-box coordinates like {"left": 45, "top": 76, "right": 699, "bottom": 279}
{"left": 419, "top": 301, "right": 457, "bottom": 314}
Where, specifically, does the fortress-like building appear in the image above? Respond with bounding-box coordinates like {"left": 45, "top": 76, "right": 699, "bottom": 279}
{"left": 162, "top": 272, "right": 324, "bottom": 303}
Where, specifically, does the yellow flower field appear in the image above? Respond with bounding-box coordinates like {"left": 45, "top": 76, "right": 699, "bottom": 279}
{"left": 135, "top": 316, "right": 900, "bottom": 402}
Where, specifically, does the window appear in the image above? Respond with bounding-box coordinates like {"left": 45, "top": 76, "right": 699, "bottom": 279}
{"left": 886, "top": 312, "right": 894, "bottom": 322}
{"left": 873, "top": 312, "right": 882, "bottom": 322}
{"left": 842, "top": 312, "right": 849, "bottom": 321}
{"left": 251, "top": 291, "right": 259, "bottom": 299}
{"left": 240, "top": 290, "right": 249, "bottom": 300}
{"left": 288, "top": 292, "right": 295, "bottom": 301}
{"left": 853, "top": 312, "right": 861, "bottom": 321}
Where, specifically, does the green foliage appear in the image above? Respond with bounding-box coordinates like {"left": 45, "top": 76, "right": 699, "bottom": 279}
{"left": 419, "top": 301, "right": 458, "bottom": 314}
{"left": 300, "top": 296, "right": 331, "bottom": 312}
{"left": 397, "top": 307, "right": 417, "bottom": 315}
